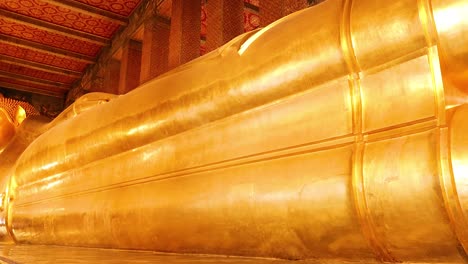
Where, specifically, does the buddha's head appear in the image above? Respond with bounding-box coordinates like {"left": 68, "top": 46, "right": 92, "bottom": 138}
{"left": 0, "top": 94, "right": 38, "bottom": 152}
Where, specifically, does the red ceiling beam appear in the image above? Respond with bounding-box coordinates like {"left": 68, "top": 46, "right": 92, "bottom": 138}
{"left": 0, "top": 54, "right": 82, "bottom": 77}
{"left": 0, "top": 70, "right": 71, "bottom": 89}
{"left": 0, "top": 9, "right": 109, "bottom": 45}
{"left": 41, "top": 0, "right": 129, "bottom": 26}
{"left": 0, "top": 81, "right": 65, "bottom": 98}
{"left": 0, "top": 34, "right": 95, "bottom": 63}
{"left": 0, "top": 75, "right": 68, "bottom": 92}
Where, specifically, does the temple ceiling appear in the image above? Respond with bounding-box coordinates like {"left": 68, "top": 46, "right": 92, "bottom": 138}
{"left": 0, "top": 0, "right": 144, "bottom": 99}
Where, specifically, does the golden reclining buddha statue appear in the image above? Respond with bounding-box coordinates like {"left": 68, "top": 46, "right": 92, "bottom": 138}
{"left": 1, "top": 0, "right": 468, "bottom": 262}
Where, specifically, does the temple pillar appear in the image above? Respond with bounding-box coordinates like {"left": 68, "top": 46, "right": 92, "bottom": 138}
{"left": 259, "top": 0, "right": 308, "bottom": 26}
{"left": 168, "top": 0, "right": 201, "bottom": 70}
{"left": 283, "top": 0, "right": 309, "bottom": 16}
{"left": 103, "top": 59, "right": 121, "bottom": 94}
{"left": 140, "top": 17, "right": 170, "bottom": 84}
{"left": 259, "top": 0, "right": 282, "bottom": 26}
{"left": 118, "top": 40, "right": 142, "bottom": 94}
{"left": 205, "top": 0, "right": 244, "bottom": 53}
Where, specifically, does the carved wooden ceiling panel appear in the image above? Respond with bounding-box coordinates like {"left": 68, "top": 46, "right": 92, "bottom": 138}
{"left": 0, "top": 76, "right": 66, "bottom": 94}
{"left": 0, "top": 18, "right": 103, "bottom": 56}
{"left": 0, "top": 0, "right": 121, "bottom": 38}
{"left": 0, "top": 61, "right": 77, "bottom": 84}
{"left": 0, "top": 0, "right": 143, "bottom": 99}
{"left": 0, "top": 42, "right": 89, "bottom": 72}
{"left": 73, "top": 0, "right": 141, "bottom": 16}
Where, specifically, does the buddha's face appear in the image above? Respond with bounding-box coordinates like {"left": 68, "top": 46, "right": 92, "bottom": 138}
{"left": 0, "top": 108, "right": 15, "bottom": 152}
